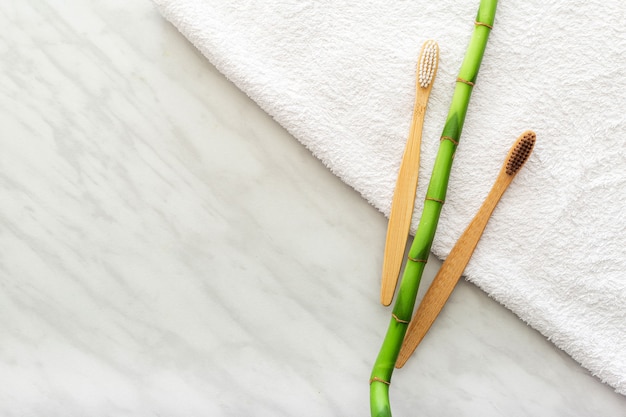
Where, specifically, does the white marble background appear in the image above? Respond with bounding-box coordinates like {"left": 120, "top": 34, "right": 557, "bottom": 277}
{"left": 0, "top": 1, "right": 624, "bottom": 416}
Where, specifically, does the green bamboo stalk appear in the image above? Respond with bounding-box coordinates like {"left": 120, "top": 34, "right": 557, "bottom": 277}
{"left": 369, "top": 2, "right": 498, "bottom": 416}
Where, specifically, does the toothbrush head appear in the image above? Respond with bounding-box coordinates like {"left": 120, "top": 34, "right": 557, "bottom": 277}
{"left": 506, "top": 131, "right": 536, "bottom": 175}
{"left": 418, "top": 40, "right": 439, "bottom": 89}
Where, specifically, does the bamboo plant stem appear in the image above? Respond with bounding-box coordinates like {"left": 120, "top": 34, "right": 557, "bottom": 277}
{"left": 369, "top": 2, "right": 497, "bottom": 416}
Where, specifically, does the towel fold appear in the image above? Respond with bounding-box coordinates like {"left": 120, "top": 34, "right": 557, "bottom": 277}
{"left": 153, "top": 0, "right": 626, "bottom": 395}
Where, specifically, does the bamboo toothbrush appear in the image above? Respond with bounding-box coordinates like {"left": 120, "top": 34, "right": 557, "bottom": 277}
{"left": 395, "top": 130, "right": 536, "bottom": 368}
{"left": 380, "top": 40, "right": 439, "bottom": 306}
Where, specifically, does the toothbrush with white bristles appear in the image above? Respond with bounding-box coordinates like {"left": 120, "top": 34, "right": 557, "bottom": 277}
{"left": 381, "top": 40, "right": 439, "bottom": 306}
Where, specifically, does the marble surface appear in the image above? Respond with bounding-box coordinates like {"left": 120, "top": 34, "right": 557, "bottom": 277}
{"left": 1, "top": 1, "right": 624, "bottom": 416}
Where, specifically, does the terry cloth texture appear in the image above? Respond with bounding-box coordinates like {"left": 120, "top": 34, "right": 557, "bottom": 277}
{"left": 153, "top": 0, "right": 626, "bottom": 395}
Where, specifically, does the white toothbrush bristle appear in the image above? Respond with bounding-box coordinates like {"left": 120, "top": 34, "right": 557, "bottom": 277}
{"left": 418, "top": 40, "right": 438, "bottom": 88}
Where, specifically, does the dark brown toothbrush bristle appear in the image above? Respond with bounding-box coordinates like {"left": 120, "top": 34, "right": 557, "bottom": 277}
{"left": 506, "top": 131, "right": 536, "bottom": 175}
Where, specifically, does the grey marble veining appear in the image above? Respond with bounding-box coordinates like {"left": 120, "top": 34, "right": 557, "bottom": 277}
{"left": 0, "top": 1, "right": 624, "bottom": 416}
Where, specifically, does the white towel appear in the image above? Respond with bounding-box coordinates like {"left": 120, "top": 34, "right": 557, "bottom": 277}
{"left": 153, "top": 0, "right": 626, "bottom": 395}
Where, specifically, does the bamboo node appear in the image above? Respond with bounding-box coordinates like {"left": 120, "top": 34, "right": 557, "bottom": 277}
{"left": 440, "top": 136, "right": 459, "bottom": 146}
{"left": 425, "top": 196, "right": 445, "bottom": 205}
{"left": 456, "top": 77, "right": 475, "bottom": 87}
{"left": 369, "top": 377, "right": 391, "bottom": 386}
{"left": 391, "top": 313, "right": 410, "bottom": 324}
{"left": 407, "top": 256, "right": 428, "bottom": 263}
{"left": 474, "top": 21, "right": 493, "bottom": 29}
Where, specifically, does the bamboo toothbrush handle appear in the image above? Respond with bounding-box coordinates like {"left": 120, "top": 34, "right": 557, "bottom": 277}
{"left": 395, "top": 131, "right": 536, "bottom": 368}
{"left": 395, "top": 180, "right": 507, "bottom": 367}
{"left": 380, "top": 102, "right": 428, "bottom": 306}
{"left": 381, "top": 40, "right": 439, "bottom": 306}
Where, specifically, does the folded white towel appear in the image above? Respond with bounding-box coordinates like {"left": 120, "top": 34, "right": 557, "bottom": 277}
{"left": 153, "top": 0, "right": 626, "bottom": 395}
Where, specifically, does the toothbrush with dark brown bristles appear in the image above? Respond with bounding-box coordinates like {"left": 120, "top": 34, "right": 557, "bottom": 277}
{"left": 395, "top": 130, "right": 536, "bottom": 368}
{"left": 381, "top": 40, "right": 439, "bottom": 306}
